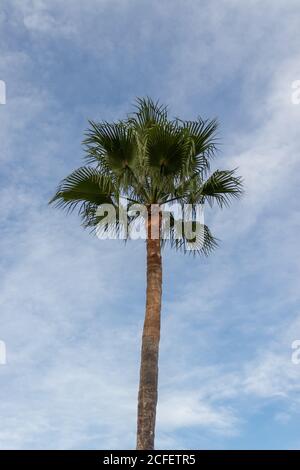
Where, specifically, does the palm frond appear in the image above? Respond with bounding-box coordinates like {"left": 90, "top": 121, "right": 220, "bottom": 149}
{"left": 83, "top": 121, "right": 137, "bottom": 172}
{"left": 128, "top": 97, "right": 168, "bottom": 129}
{"left": 199, "top": 169, "right": 243, "bottom": 207}
{"left": 49, "top": 166, "right": 115, "bottom": 215}
{"left": 178, "top": 118, "right": 219, "bottom": 174}
{"left": 145, "top": 122, "right": 190, "bottom": 176}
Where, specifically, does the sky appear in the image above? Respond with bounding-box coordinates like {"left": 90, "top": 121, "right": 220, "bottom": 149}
{"left": 0, "top": 0, "right": 300, "bottom": 450}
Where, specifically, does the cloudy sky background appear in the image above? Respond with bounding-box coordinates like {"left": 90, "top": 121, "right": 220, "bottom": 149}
{"left": 1, "top": 0, "right": 300, "bottom": 449}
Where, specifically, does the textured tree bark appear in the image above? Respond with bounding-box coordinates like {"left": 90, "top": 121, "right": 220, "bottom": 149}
{"left": 136, "top": 207, "right": 162, "bottom": 450}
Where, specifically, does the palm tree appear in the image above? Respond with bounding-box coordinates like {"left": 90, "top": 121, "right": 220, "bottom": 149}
{"left": 49, "top": 98, "right": 243, "bottom": 450}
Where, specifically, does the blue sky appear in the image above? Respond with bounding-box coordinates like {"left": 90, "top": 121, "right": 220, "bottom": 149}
{"left": 0, "top": 0, "right": 300, "bottom": 450}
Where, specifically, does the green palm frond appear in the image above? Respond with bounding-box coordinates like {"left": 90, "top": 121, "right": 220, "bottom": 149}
{"left": 128, "top": 97, "right": 168, "bottom": 129}
{"left": 181, "top": 118, "right": 218, "bottom": 154}
{"left": 84, "top": 121, "right": 137, "bottom": 172}
{"left": 49, "top": 166, "right": 116, "bottom": 216}
{"left": 199, "top": 169, "right": 243, "bottom": 207}
{"left": 145, "top": 122, "right": 190, "bottom": 176}
{"left": 178, "top": 118, "right": 219, "bottom": 174}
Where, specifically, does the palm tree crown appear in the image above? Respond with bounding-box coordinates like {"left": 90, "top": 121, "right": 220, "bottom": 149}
{"left": 50, "top": 97, "right": 243, "bottom": 253}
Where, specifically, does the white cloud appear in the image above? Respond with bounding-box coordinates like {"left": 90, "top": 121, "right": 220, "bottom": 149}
{"left": 158, "top": 392, "right": 239, "bottom": 434}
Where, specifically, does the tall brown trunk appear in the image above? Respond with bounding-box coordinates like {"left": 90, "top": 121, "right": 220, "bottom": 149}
{"left": 136, "top": 207, "right": 162, "bottom": 450}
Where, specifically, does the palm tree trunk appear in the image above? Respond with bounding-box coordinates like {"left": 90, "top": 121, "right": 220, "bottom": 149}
{"left": 136, "top": 207, "right": 162, "bottom": 450}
